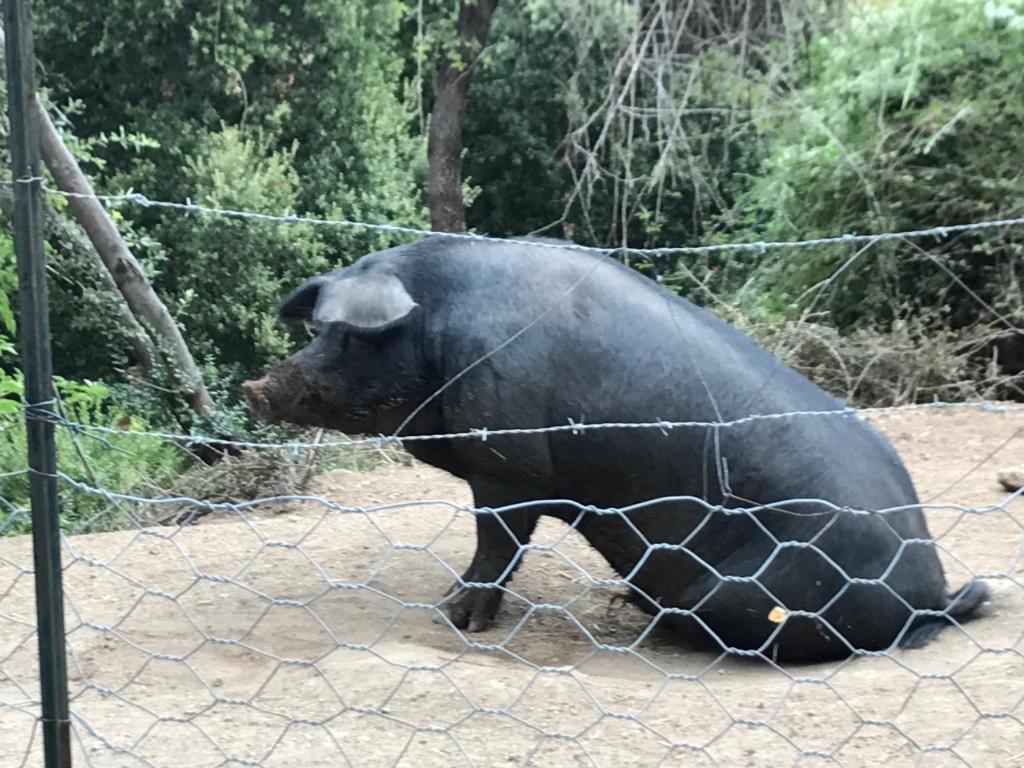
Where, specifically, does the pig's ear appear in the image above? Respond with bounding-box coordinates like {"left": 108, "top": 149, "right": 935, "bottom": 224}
{"left": 313, "top": 273, "right": 418, "bottom": 331}
{"left": 278, "top": 276, "right": 330, "bottom": 324}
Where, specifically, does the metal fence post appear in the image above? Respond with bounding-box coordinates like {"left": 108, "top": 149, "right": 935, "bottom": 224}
{"left": 4, "top": 0, "right": 73, "bottom": 765}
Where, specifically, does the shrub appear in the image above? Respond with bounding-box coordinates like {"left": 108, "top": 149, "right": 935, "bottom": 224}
{"left": 149, "top": 126, "right": 329, "bottom": 375}
{"left": 0, "top": 374, "right": 189, "bottom": 535}
{"left": 725, "top": 0, "right": 1024, "bottom": 332}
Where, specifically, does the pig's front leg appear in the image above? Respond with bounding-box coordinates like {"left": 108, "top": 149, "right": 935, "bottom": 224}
{"left": 437, "top": 481, "right": 542, "bottom": 632}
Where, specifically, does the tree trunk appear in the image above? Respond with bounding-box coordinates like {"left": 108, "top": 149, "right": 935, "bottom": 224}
{"left": 427, "top": 0, "right": 499, "bottom": 233}
{"left": 64, "top": 221, "right": 156, "bottom": 378}
{"left": 0, "top": 27, "right": 213, "bottom": 418}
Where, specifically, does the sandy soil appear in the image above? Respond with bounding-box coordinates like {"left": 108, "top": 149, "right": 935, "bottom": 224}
{"left": 1, "top": 408, "right": 1023, "bottom": 767}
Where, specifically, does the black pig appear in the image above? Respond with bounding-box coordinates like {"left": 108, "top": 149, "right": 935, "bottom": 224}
{"left": 242, "top": 236, "right": 989, "bottom": 662}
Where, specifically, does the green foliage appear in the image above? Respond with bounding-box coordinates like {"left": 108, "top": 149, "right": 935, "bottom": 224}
{"left": 0, "top": 375, "right": 188, "bottom": 535}
{"left": 32, "top": 0, "right": 425, "bottom": 388}
{"left": 34, "top": 0, "right": 424, "bottom": 228}
{"left": 462, "top": 0, "right": 792, "bottom": 257}
{"left": 0, "top": 232, "right": 17, "bottom": 358}
{"left": 461, "top": 0, "right": 608, "bottom": 238}
{"left": 727, "top": 0, "right": 1024, "bottom": 329}
{"left": 0, "top": 209, "right": 186, "bottom": 537}
{"left": 153, "top": 126, "right": 327, "bottom": 371}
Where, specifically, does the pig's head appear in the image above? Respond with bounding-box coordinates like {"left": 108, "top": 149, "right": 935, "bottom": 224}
{"left": 242, "top": 268, "right": 437, "bottom": 435}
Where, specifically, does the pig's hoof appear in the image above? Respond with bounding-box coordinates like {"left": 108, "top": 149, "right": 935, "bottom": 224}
{"left": 434, "top": 583, "right": 503, "bottom": 632}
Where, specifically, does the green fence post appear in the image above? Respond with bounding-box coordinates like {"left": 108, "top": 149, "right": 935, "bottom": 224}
{"left": 4, "top": 0, "right": 73, "bottom": 765}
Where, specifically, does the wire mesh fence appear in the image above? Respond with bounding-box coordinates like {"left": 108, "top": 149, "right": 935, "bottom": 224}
{"left": 2, "top": 101, "right": 1024, "bottom": 768}
{"left": 3, "top": 0, "right": 1024, "bottom": 760}
{"left": 1, "top": 397, "right": 1023, "bottom": 767}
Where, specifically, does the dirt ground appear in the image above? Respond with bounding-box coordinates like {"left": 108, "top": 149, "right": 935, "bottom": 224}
{"left": 1, "top": 408, "right": 1024, "bottom": 767}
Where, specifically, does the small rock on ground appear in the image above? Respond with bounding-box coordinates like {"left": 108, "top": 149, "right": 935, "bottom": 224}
{"left": 998, "top": 467, "right": 1024, "bottom": 492}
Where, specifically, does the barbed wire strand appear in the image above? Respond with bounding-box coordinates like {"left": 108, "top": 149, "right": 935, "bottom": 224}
{"left": 20, "top": 399, "right": 1024, "bottom": 451}
{"left": 14, "top": 176, "right": 1024, "bottom": 257}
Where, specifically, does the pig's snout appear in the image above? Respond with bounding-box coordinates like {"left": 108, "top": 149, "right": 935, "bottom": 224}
{"left": 243, "top": 362, "right": 344, "bottom": 434}
{"left": 243, "top": 366, "right": 303, "bottom": 421}
{"left": 240, "top": 377, "right": 267, "bottom": 404}
{"left": 241, "top": 376, "right": 277, "bottom": 423}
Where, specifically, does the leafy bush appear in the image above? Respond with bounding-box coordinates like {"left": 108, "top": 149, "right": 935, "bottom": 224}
{"left": 32, "top": 0, "right": 425, "bottom": 388}
{"left": 0, "top": 228, "right": 187, "bottom": 535}
{"left": 150, "top": 126, "right": 328, "bottom": 373}
{"left": 0, "top": 231, "right": 16, "bottom": 361}
{"left": 0, "top": 373, "right": 189, "bottom": 536}
{"left": 464, "top": 1, "right": 779, "bottom": 248}
{"left": 724, "top": 0, "right": 1024, "bottom": 332}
